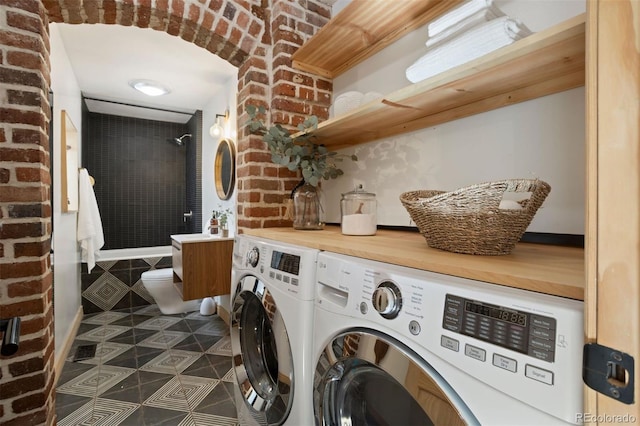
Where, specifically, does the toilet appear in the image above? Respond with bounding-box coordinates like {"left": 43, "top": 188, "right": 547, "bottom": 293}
{"left": 141, "top": 268, "right": 201, "bottom": 315}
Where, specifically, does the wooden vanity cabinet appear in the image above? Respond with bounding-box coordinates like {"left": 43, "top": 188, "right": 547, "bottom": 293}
{"left": 171, "top": 237, "right": 234, "bottom": 301}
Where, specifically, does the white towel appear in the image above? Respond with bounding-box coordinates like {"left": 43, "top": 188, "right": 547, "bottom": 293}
{"left": 427, "top": 0, "right": 500, "bottom": 37}
{"left": 406, "top": 17, "right": 533, "bottom": 84}
{"left": 426, "top": 7, "right": 504, "bottom": 48}
{"left": 77, "top": 169, "right": 104, "bottom": 273}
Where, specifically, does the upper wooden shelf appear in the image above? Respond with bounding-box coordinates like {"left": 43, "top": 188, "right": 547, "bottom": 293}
{"left": 292, "top": 0, "right": 463, "bottom": 78}
{"left": 244, "top": 226, "right": 585, "bottom": 301}
{"left": 295, "top": 14, "right": 585, "bottom": 149}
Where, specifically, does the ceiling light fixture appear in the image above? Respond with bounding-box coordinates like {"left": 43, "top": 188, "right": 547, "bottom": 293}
{"left": 128, "top": 79, "right": 171, "bottom": 97}
{"left": 209, "top": 109, "right": 229, "bottom": 138}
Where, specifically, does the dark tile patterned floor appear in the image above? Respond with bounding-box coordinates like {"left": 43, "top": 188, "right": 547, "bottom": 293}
{"left": 56, "top": 305, "right": 237, "bottom": 425}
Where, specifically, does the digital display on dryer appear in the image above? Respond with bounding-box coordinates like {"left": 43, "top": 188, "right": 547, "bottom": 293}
{"left": 271, "top": 251, "right": 300, "bottom": 276}
{"left": 465, "top": 301, "right": 527, "bottom": 327}
{"left": 443, "top": 294, "right": 558, "bottom": 363}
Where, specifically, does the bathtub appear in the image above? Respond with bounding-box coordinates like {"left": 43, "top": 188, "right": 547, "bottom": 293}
{"left": 95, "top": 245, "right": 172, "bottom": 262}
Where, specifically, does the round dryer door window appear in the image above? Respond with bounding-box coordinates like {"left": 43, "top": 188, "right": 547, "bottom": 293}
{"left": 314, "top": 331, "right": 478, "bottom": 426}
{"left": 231, "top": 275, "right": 293, "bottom": 424}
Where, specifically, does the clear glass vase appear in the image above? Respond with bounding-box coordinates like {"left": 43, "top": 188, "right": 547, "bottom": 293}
{"left": 293, "top": 182, "right": 324, "bottom": 230}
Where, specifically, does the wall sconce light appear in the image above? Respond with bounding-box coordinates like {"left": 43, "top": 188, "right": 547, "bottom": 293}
{"left": 209, "top": 109, "right": 229, "bottom": 138}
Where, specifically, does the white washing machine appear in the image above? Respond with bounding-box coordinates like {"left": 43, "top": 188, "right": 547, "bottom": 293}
{"left": 230, "top": 235, "right": 318, "bottom": 426}
{"left": 313, "top": 251, "right": 584, "bottom": 425}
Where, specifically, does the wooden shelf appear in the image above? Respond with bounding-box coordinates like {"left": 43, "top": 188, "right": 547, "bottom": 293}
{"left": 244, "top": 226, "right": 585, "bottom": 301}
{"left": 295, "top": 14, "right": 585, "bottom": 149}
{"left": 292, "top": 0, "right": 463, "bottom": 78}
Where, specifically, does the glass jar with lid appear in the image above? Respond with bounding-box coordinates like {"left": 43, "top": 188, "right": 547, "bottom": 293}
{"left": 341, "top": 185, "right": 377, "bottom": 235}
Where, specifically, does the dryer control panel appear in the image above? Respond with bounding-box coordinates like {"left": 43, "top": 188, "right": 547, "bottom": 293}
{"left": 443, "top": 295, "right": 556, "bottom": 363}
{"left": 270, "top": 250, "right": 301, "bottom": 276}
{"left": 233, "top": 234, "right": 319, "bottom": 302}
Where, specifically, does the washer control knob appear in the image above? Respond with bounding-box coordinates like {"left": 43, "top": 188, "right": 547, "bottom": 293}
{"left": 372, "top": 281, "right": 402, "bottom": 319}
{"left": 246, "top": 247, "right": 260, "bottom": 267}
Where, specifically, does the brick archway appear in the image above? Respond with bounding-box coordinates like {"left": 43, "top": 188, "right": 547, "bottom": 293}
{"left": 0, "top": 0, "right": 332, "bottom": 423}
{"left": 43, "top": 0, "right": 262, "bottom": 67}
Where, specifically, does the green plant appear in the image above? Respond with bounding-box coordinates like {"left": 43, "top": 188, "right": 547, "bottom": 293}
{"left": 212, "top": 206, "right": 233, "bottom": 228}
{"left": 247, "top": 105, "right": 357, "bottom": 187}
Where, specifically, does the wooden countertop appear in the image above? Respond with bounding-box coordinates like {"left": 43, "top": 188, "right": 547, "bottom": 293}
{"left": 244, "top": 226, "right": 585, "bottom": 301}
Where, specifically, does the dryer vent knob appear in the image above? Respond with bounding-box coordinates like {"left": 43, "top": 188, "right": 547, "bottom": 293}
{"left": 372, "top": 281, "right": 402, "bottom": 319}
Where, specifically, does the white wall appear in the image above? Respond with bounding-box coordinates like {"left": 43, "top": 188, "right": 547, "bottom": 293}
{"left": 49, "top": 24, "right": 83, "bottom": 359}
{"left": 324, "top": 0, "right": 586, "bottom": 235}
{"left": 201, "top": 77, "right": 238, "bottom": 236}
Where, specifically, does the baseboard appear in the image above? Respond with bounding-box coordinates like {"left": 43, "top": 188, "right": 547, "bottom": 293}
{"left": 217, "top": 294, "right": 231, "bottom": 326}
{"left": 54, "top": 305, "right": 83, "bottom": 387}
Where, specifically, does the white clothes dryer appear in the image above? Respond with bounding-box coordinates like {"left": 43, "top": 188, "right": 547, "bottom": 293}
{"left": 231, "top": 235, "right": 318, "bottom": 426}
{"left": 313, "top": 251, "right": 584, "bottom": 426}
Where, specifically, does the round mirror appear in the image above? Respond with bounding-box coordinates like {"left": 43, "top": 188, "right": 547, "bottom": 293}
{"left": 215, "top": 138, "right": 236, "bottom": 200}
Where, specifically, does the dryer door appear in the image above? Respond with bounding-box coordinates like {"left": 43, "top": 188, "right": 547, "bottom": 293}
{"left": 314, "top": 330, "right": 479, "bottom": 426}
{"left": 231, "top": 275, "right": 293, "bottom": 425}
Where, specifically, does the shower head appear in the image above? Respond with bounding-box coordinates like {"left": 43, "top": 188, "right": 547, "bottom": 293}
{"left": 171, "top": 133, "right": 192, "bottom": 146}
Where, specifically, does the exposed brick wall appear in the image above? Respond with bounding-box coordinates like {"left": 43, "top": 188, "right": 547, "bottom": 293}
{"left": 236, "top": 0, "right": 332, "bottom": 229}
{"left": 0, "top": 0, "right": 331, "bottom": 422}
{"left": 0, "top": 0, "right": 57, "bottom": 423}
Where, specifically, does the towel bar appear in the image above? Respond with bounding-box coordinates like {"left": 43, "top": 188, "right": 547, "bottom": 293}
{"left": 1, "top": 317, "right": 21, "bottom": 356}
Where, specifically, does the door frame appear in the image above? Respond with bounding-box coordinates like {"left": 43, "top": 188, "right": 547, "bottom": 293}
{"left": 585, "top": 0, "right": 639, "bottom": 421}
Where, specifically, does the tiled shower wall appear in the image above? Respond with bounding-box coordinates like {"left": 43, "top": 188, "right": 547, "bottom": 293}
{"left": 82, "top": 108, "right": 193, "bottom": 249}
{"left": 185, "top": 111, "right": 203, "bottom": 234}
{"left": 80, "top": 256, "right": 173, "bottom": 314}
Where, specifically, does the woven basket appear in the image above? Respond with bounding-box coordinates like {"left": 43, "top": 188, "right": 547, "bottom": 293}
{"left": 400, "top": 179, "right": 551, "bottom": 255}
